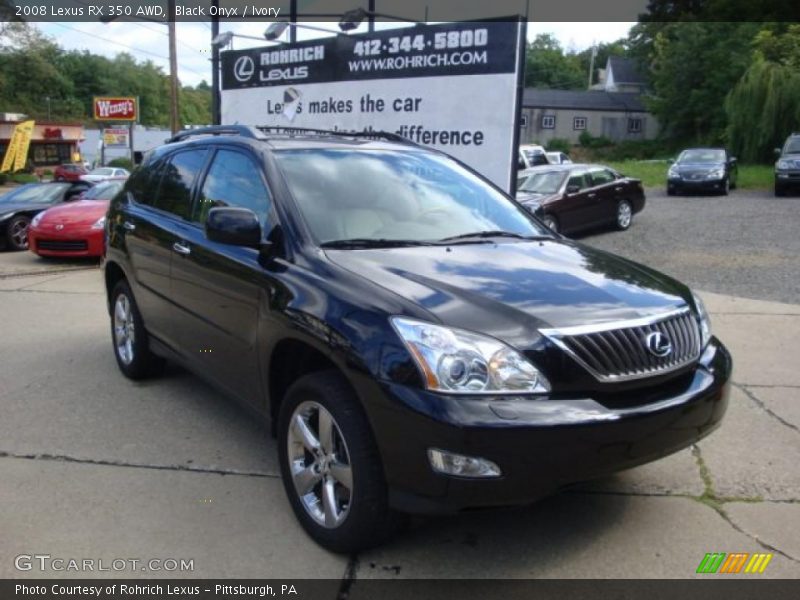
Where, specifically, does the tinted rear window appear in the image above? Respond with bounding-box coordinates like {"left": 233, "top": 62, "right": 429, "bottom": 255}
{"left": 153, "top": 149, "right": 207, "bottom": 219}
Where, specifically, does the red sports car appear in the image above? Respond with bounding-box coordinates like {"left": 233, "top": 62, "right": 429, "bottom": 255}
{"left": 28, "top": 180, "right": 124, "bottom": 258}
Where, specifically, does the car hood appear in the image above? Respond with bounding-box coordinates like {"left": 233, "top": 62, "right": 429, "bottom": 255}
{"left": 35, "top": 200, "right": 108, "bottom": 227}
{"left": 326, "top": 240, "right": 690, "bottom": 345}
{"left": 0, "top": 201, "right": 52, "bottom": 216}
{"left": 674, "top": 162, "right": 724, "bottom": 172}
{"left": 517, "top": 192, "right": 560, "bottom": 205}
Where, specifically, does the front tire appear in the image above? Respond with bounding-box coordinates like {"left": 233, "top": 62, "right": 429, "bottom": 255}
{"left": 721, "top": 177, "right": 730, "bottom": 196}
{"left": 616, "top": 200, "right": 633, "bottom": 231}
{"left": 6, "top": 215, "right": 30, "bottom": 251}
{"left": 278, "top": 371, "right": 398, "bottom": 553}
{"left": 775, "top": 183, "right": 786, "bottom": 197}
{"left": 542, "top": 214, "right": 559, "bottom": 233}
{"left": 110, "top": 280, "right": 165, "bottom": 380}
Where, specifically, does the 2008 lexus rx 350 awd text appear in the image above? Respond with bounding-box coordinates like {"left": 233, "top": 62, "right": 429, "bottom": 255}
{"left": 103, "top": 126, "right": 731, "bottom": 553}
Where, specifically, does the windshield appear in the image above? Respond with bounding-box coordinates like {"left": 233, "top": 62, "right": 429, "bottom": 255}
{"left": 90, "top": 168, "right": 113, "bottom": 176}
{"left": 678, "top": 149, "right": 725, "bottom": 163}
{"left": 274, "top": 148, "right": 550, "bottom": 245}
{"left": 784, "top": 139, "right": 800, "bottom": 154}
{"left": 518, "top": 170, "right": 567, "bottom": 194}
{"left": 0, "top": 183, "right": 68, "bottom": 204}
{"left": 83, "top": 181, "right": 123, "bottom": 200}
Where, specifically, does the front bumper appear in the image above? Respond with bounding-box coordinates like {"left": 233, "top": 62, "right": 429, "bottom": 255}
{"left": 668, "top": 177, "right": 726, "bottom": 193}
{"left": 28, "top": 227, "right": 104, "bottom": 258}
{"left": 368, "top": 338, "right": 731, "bottom": 514}
{"left": 775, "top": 171, "right": 800, "bottom": 188}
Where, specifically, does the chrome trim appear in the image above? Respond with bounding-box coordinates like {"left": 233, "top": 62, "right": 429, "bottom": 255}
{"left": 540, "top": 307, "right": 702, "bottom": 383}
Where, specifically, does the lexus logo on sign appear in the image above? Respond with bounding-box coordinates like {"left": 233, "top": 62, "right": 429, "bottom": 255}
{"left": 233, "top": 56, "right": 255, "bottom": 82}
{"left": 645, "top": 332, "right": 673, "bottom": 358}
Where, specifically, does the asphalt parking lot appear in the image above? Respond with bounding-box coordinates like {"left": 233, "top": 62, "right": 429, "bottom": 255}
{"left": 0, "top": 187, "right": 798, "bottom": 584}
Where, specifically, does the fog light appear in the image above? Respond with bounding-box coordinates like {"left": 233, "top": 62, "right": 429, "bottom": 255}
{"left": 427, "top": 448, "right": 502, "bottom": 478}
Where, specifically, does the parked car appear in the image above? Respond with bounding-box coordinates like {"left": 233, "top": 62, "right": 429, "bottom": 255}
{"left": 81, "top": 167, "right": 130, "bottom": 183}
{"left": 104, "top": 126, "right": 730, "bottom": 553}
{"left": 518, "top": 144, "right": 548, "bottom": 170}
{"left": 667, "top": 148, "right": 737, "bottom": 196}
{"left": 0, "top": 181, "right": 93, "bottom": 250}
{"left": 28, "top": 180, "right": 125, "bottom": 258}
{"left": 53, "top": 163, "right": 88, "bottom": 182}
{"left": 517, "top": 163, "right": 645, "bottom": 234}
{"left": 546, "top": 151, "right": 572, "bottom": 165}
{"left": 774, "top": 133, "right": 800, "bottom": 196}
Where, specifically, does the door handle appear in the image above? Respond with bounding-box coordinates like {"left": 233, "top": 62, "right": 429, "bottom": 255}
{"left": 172, "top": 241, "right": 191, "bottom": 256}
{"left": 122, "top": 221, "right": 136, "bottom": 231}
{"left": 588, "top": 193, "right": 596, "bottom": 198}
{"left": 614, "top": 187, "right": 623, "bottom": 192}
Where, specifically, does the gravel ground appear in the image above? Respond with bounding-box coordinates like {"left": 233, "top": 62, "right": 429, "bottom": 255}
{"left": 578, "top": 188, "right": 800, "bottom": 304}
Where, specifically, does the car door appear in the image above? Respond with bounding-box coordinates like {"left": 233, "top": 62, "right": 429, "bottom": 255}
{"left": 553, "top": 168, "right": 592, "bottom": 232}
{"left": 169, "top": 147, "right": 274, "bottom": 407}
{"left": 118, "top": 149, "right": 208, "bottom": 350}
{"left": 586, "top": 167, "right": 621, "bottom": 225}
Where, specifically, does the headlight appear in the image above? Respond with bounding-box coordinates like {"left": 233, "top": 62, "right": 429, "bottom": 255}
{"left": 91, "top": 216, "right": 106, "bottom": 230}
{"left": 777, "top": 160, "right": 790, "bottom": 170}
{"left": 707, "top": 168, "right": 725, "bottom": 179}
{"left": 391, "top": 317, "right": 550, "bottom": 394}
{"left": 31, "top": 212, "right": 44, "bottom": 227}
{"left": 692, "top": 292, "right": 711, "bottom": 348}
{"left": 667, "top": 166, "right": 679, "bottom": 177}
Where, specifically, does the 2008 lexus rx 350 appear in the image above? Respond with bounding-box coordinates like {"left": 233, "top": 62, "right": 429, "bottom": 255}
{"left": 103, "top": 126, "right": 731, "bottom": 553}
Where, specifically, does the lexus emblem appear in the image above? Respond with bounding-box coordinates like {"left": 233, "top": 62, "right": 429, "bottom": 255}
{"left": 645, "top": 331, "right": 672, "bottom": 357}
{"left": 55, "top": 224, "right": 64, "bottom": 231}
{"left": 233, "top": 55, "right": 255, "bottom": 82}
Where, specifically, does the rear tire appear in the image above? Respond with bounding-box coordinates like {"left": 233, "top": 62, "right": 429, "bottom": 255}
{"left": 278, "top": 370, "right": 399, "bottom": 553}
{"left": 6, "top": 215, "right": 30, "bottom": 251}
{"left": 616, "top": 200, "right": 633, "bottom": 231}
{"left": 110, "top": 280, "right": 165, "bottom": 380}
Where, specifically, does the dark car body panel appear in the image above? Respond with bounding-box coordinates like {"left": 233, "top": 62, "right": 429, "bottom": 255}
{"left": 104, "top": 132, "right": 730, "bottom": 513}
{"left": 667, "top": 148, "right": 737, "bottom": 194}
{"left": 517, "top": 164, "right": 645, "bottom": 234}
{"left": 774, "top": 134, "right": 800, "bottom": 193}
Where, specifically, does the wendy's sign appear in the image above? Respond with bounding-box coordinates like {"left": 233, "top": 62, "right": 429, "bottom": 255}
{"left": 93, "top": 97, "right": 137, "bottom": 121}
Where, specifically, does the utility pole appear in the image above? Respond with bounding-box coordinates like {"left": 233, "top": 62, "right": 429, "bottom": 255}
{"left": 168, "top": 0, "right": 180, "bottom": 134}
{"left": 211, "top": 0, "right": 220, "bottom": 125}
{"left": 588, "top": 45, "right": 597, "bottom": 89}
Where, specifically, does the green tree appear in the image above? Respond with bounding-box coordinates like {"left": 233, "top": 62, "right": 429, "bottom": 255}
{"left": 524, "top": 34, "right": 585, "bottom": 90}
{"left": 726, "top": 25, "right": 800, "bottom": 162}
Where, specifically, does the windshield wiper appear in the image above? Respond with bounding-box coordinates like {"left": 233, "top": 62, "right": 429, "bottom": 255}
{"left": 438, "top": 230, "right": 549, "bottom": 243}
{"left": 320, "top": 238, "right": 435, "bottom": 249}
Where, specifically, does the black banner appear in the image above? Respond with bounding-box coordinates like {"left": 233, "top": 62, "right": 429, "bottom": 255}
{"left": 220, "top": 20, "right": 520, "bottom": 90}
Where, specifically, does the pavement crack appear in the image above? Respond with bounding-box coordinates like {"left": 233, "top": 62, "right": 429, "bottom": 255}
{"left": 690, "top": 445, "right": 800, "bottom": 564}
{"left": 336, "top": 554, "right": 358, "bottom": 600}
{"left": 0, "top": 449, "right": 279, "bottom": 479}
{"left": 733, "top": 382, "right": 799, "bottom": 434}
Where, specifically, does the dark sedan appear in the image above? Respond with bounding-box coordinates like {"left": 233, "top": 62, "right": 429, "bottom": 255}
{"left": 667, "top": 148, "right": 737, "bottom": 196}
{"left": 0, "top": 181, "right": 93, "bottom": 250}
{"left": 517, "top": 164, "right": 645, "bottom": 235}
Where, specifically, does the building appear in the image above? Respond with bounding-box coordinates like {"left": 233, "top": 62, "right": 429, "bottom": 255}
{"left": 519, "top": 88, "right": 659, "bottom": 145}
{"left": 0, "top": 117, "right": 85, "bottom": 170}
{"left": 593, "top": 56, "right": 648, "bottom": 94}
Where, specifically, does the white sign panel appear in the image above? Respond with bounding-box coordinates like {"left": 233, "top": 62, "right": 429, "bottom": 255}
{"left": 221, "top": 19, "right": 525, "bottom": 193}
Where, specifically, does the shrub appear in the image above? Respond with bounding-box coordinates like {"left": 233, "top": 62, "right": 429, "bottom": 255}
{"left": 0, "top": 173, "right": 6, "bottom": 185}
{"left": 107, "top": 157, "right": 133, "bottom": 170}
{"left": 11, "top": 173, "right": 39, "bottom": 184}
{"left": 545, "top": 138, "right": 571, "bottom": 153}
{"left": 578, "top": 131, "right": 613, "bottom": 149}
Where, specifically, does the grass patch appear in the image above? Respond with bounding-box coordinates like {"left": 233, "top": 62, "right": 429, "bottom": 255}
{"left": 606, "top": 160, "right": 774, "bottom": 190}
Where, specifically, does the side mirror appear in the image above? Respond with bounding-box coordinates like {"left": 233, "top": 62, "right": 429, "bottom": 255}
{"left": 729, "top": 156, "right": 737, "bottom": 164}
{"left": 566, "top": 184, "right": 581, "bottom": 194}
{"left": 775, "top": 148, "right": 782, "bottom": 156}
{"left": 206, "top": 207, "right": 262, "bottom": 249}
{"left": 667, "top": 158, "right": 674, "bottom": 164}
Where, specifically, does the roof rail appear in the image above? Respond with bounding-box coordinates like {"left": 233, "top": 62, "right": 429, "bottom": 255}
{"left": 166, "top": 125, "right": 265, "bottom": 144}
{"left": 254, "top": 126, "right": 417, "bottom": 146}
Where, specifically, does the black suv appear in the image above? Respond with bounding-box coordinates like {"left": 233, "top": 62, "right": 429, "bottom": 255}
{"left": 774, "top": 133, "right": 800, "bottom": 196}
{"left": 104, "top": 126, "right": 731, "bottom": 552}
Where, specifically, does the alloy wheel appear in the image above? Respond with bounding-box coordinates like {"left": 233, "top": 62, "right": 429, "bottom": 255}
{"left": 10, "top": 220, "right": 29, "bottom": 249}
{"left": 617, "top": 201, "right": 632, "bottom": 229}
{"left": 113, "top": 294, "right": 136, "bottom": 365}
{"left": 287, "top": 401, "right": 353, "bottom": 529}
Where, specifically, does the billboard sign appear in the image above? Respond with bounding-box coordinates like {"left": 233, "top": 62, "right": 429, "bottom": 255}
{"left": 103, "top": 128, "right": 130, "bottom": 148}
{"left": 94, "top": 97, "right": 137, "bottom": 121}
{"left": 221, "top": 19, "right": 525, "bottom": 192}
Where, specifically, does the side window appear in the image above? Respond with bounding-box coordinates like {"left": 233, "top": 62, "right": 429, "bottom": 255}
{"left": 567, "top": 171, "right": 588, "bottom": 191}
{"left": 127, "top": 160, "right": 165, "bottom": 206}
{"left": 589, "top": 169, "right": 616, "bottom": 187}
{"left": 194, "top": 150, "right": 271, "bottom": 227}
{"left": 154, "top": 149, "right": 207, "bottom": 220}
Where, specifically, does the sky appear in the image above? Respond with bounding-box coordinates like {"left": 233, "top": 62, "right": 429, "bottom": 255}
{"left": 37, "top": 20, "right": 636, "bottom": 88}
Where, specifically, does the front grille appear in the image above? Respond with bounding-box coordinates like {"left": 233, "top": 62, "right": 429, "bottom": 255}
{"left": 541, "top": 308, "right": 702, "bottom": 383}
{"left": 37, "top": 239, "right": 88, "bottom": 252}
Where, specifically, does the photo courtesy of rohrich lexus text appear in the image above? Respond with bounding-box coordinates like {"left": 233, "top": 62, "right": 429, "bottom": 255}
{"left": 1, "top": 0, "right": 799, "bottom": 598}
